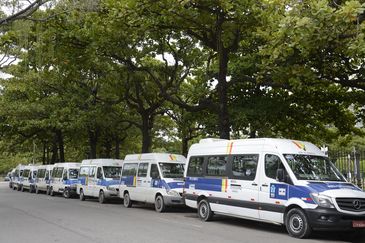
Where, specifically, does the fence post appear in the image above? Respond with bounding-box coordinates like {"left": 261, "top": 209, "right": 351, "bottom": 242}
{"left": 353, "top": 147, "right": 362, "bottom": 187}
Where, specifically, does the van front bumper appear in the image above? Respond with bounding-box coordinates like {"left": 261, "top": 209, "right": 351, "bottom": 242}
{"left": 164, "top": 195, "right": 185, "bottom": 206}
{"left": 305, "top": 208, "right": 365, "bottom": 231}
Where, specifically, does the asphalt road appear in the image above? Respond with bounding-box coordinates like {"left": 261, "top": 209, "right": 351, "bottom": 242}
{"left": 0, "top": 182, "right": 364, "bottom": 243}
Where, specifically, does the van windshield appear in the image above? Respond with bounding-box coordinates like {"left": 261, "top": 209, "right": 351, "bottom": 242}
{"left": 69, "top": 169, "right": 79, "bottom": 179}
{"left": 284, "top": 154, "right": 346, "bottom": 182}
{"left": 158, "top": 163, "right": 184, "bottom": 179}
{"left": 103, "top": 166, "right": 122, "bottom": 179}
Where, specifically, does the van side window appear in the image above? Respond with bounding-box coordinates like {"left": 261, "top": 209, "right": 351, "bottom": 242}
{"left": 265, "top": 154, "right": 285, "bottom": 179}
{"left": 80, "top": 167, "right": 89, "bottom": 177}
{"left": 122, "top": 163, "right": 138, "bottom": 177}
{"left": 97, "top": 167, "right": 103, "bottom": 179}
{"left": 137, "top": 163, "right": 148, "bottom": 177}
{"left": 231, "top": 154, "right": 259, "bottom": 180}
{"left": 187, "top": 157, "right": 205, "bottom": 177}
{"left": 150, "top": 164, "right": 160, "bottom": 179}
{"left": 89, "top": 167, "right": 96, "bottom": 177}
{"left": 206, "top": 156, "right": 228, "bottom": 177}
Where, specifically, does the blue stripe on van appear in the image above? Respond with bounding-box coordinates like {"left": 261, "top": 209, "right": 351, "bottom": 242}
{"left": 307, "top": 182, "right": 362, "bottom": 192}
{"left": 120, "top": 176, "right": 135, "bottom": 186}
{"left": 185, "top": 177, "right": 223, "bottom": 192}
{"left": 64, "top": 179, "right": 78, "bottom": 185}
{"left": 97, "top": 179, "right": 120, "bottom": 186}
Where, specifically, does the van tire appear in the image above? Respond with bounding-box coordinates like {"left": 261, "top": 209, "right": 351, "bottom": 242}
{"left": 285, "top": 208, "right": 312, "bottom": 239}
{"left": 29, "top": 186, "right": 34, "bottom": 193}
{"left": 49, "top": 187, "right": 55, "bottom": 196}
{"left": 35, "top": 186, "right": 39, "bottom": 194}
{"left": 46, "top": 187, "right": 50, "bottom": 195}
{"left": 21, "top": 186, "right": 24, "bottom": 192}
{"left": 99, "top": 191, "right": 106, "bottom": 204}
{"left": 198, "top": 199, "right": 214, "bottom": 221}
{"left": 79, "top": 189, "right": 85, "bottom": 201}
{"left": 155, "top": 195, "right": 166, "bottom": 213}
{"left": 123, "top": 192, "right": 132, "bottom": 208}
{"left": 63, "top": 188, "right": 70, "bottom": 198}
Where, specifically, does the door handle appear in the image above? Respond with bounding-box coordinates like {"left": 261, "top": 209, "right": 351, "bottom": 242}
{"left": 230, "top": 184, "right": 241, "bottom": 187}
{"left": 251, "top": 183, "right": 258, "bottom": 186}
{"left": 262, "top": 184, "right": 268, "bottom": 187}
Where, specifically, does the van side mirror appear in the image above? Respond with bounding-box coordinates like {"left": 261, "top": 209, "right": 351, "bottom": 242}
{"left": 276, "top": 169, "right": 285, "bottom": 182}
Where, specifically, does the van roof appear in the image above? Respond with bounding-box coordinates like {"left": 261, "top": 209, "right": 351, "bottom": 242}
{"left": 124, "top": 153, "right": 186, "bottom": 163}
{"left": 36, "top": 165, "right": 54, "bottom": 170}
{"left": 81, "top": 159, "right": 123, "bottom": 166}
{"left": 53, "top": 162, "right": 80, "bottom": 169}
{"left": 188, "top": 138, "right": 325, "bottom": 157}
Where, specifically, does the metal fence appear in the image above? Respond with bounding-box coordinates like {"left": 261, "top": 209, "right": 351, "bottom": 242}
{"left": 328, "top": 149, "right": 365, "bottom": 189}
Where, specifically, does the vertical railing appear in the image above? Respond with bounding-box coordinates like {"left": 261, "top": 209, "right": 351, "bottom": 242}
{"left": 328, "top": 148, "right": 365, "bottom": 189}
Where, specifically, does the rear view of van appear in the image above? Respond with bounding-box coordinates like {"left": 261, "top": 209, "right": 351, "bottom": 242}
{"left": 35, "top": 165, "right": 54, "bottom": 194}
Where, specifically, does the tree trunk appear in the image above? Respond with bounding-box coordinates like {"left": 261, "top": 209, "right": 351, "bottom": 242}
{"left": 51, "top": 136, "right": 58, "bottom": 163}
{"left": 104, "top": 137, "right": 112, "bottom": 158}
{"left": 115, "top": 136, "right": 120, "bottom": 159}
{"left": 88, "top": 127, "right": 99, "bottom": 159}
{"left": 42, "top": 141, "right": 46, "bottom": 165}
{"left": 182, "top": 137, "right": 189, "bottom": 157}
{"left": 141, "top": 113, "right": 153, "bottom": 153}
{"left": 56, "top": 129, "right": 65, "bottom": 162}
{"left": 216, "top": 11, "right": 230, "bottom": 140}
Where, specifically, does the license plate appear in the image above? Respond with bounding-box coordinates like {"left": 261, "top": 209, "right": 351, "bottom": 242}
{"left": 353, "top": 221, "right": 365, "bottom": 228}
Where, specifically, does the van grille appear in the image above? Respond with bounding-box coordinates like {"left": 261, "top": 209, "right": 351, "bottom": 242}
{"left": 336, "top": 198, "right": 365, "bottom": 212}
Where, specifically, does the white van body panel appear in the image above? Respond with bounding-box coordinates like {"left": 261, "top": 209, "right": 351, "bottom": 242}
{"left": 50, "top": 162, "right": 80, "bottom": 195}
{"left": 77, "top": 159, "right": 123, "bottom": 199}
{"left": 184, "top": 138, "right": 365, "bottom": 231}
{"left": 35, "top": 165, "right": 54, "bottom": 192}
{"left": 119, "top": 153, "right": 186, "bottom": 208}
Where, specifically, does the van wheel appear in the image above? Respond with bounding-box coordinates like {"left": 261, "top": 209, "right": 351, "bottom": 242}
{"left": 46, "top": 187, "right": 50, "bottom": 195}
{"left": 29, "top": 186, "right": 34, "bottom": 193}
{"left": 123, "top": 192, "right": 132, "bottom": 208}
{"left": 21, "top": 186, "right": 24, "bottom": 192}
{"left": 155, "top": 195, "right": 166, "bottom": 213}
{"left": 35, "top": 186, "right": 39, "bottom": 194}
{"left": 99, "top": 191, "right": 106, "bottom": 204}
{"left": 285, "top": 208, "right": 312, "bottom": 239}
{"left": 79, "top": 189, "right": 85, "bottom": 201}
{"left": 63, "top": 188, "right": 70, "bottom": 198}
{"left": 198, "top": 199, "right": 214, "bottom": 221}
{"left": 13, "top": 185, "right": 16, "bottom": 190}
{"left": 49, "top": 187, "right": 55, "bottom": 196}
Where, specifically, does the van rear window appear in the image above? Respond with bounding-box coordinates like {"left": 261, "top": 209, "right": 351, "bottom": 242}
{"left": 122, "top": 163, "right": 138, "bottom": 177}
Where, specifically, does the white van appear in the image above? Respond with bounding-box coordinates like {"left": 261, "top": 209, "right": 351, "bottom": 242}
{"left": 49, "top": 162, "right": 80, "bottom": 198}
{"left": 21, "top": 165, "right": 38, "bottom": 193}
{"left": 35, "top": 165, "right": 54, "bottom": 194}
{"left": 184, "top": 138, "right": 365, "bottom": 238}
{"left": 12, "top": 164, "right": 24, "bottom": 191}
{"left": 77, "top": 159, "right": 123, "bottom": 203}
{"left": 119, "top": 153, "right": 186, "bottom": 212}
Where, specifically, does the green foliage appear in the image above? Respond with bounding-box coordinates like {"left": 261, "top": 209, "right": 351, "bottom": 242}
{"left": 0, "top": 0, "right": 365, "bottom": 173}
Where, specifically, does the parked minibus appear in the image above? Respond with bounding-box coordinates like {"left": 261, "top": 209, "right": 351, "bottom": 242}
{"left": 20, "top": 165, "right": 38, "bottom": 192}
{"left": 119, "top": 153, "right": 186, "bottom": 212}
{"left": 77, "top": 159, "right": 123, "bottom": 203}
{"left": 12, "top": 164, "right": 25, "bottom": 191}
{"left": 35, "top": 165, "right": 54, "bottom": 194}
{"left": 49, "top": 162, "right": 80, "bottom": 198}
{"left": 183, "top": 138, "right": 365, "bottom": 238}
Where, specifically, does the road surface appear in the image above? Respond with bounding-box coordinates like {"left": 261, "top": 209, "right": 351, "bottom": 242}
{"left": 0, "top": 182, "right": 363, "bottom": 243}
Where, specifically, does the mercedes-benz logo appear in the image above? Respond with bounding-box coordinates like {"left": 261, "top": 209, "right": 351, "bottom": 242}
{"left": 353, "top": 200, "right": 361, "bottom": 210}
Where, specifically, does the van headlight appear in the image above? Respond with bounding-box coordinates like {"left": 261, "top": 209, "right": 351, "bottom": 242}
{"left": 106, "top": 186, "right": 116, "bottom": 191}
{"left": 310, "top": 193, "right": 334, "bottom": 208}
{"left": 167, "top": 190, "right": 180, "bottom": 197}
